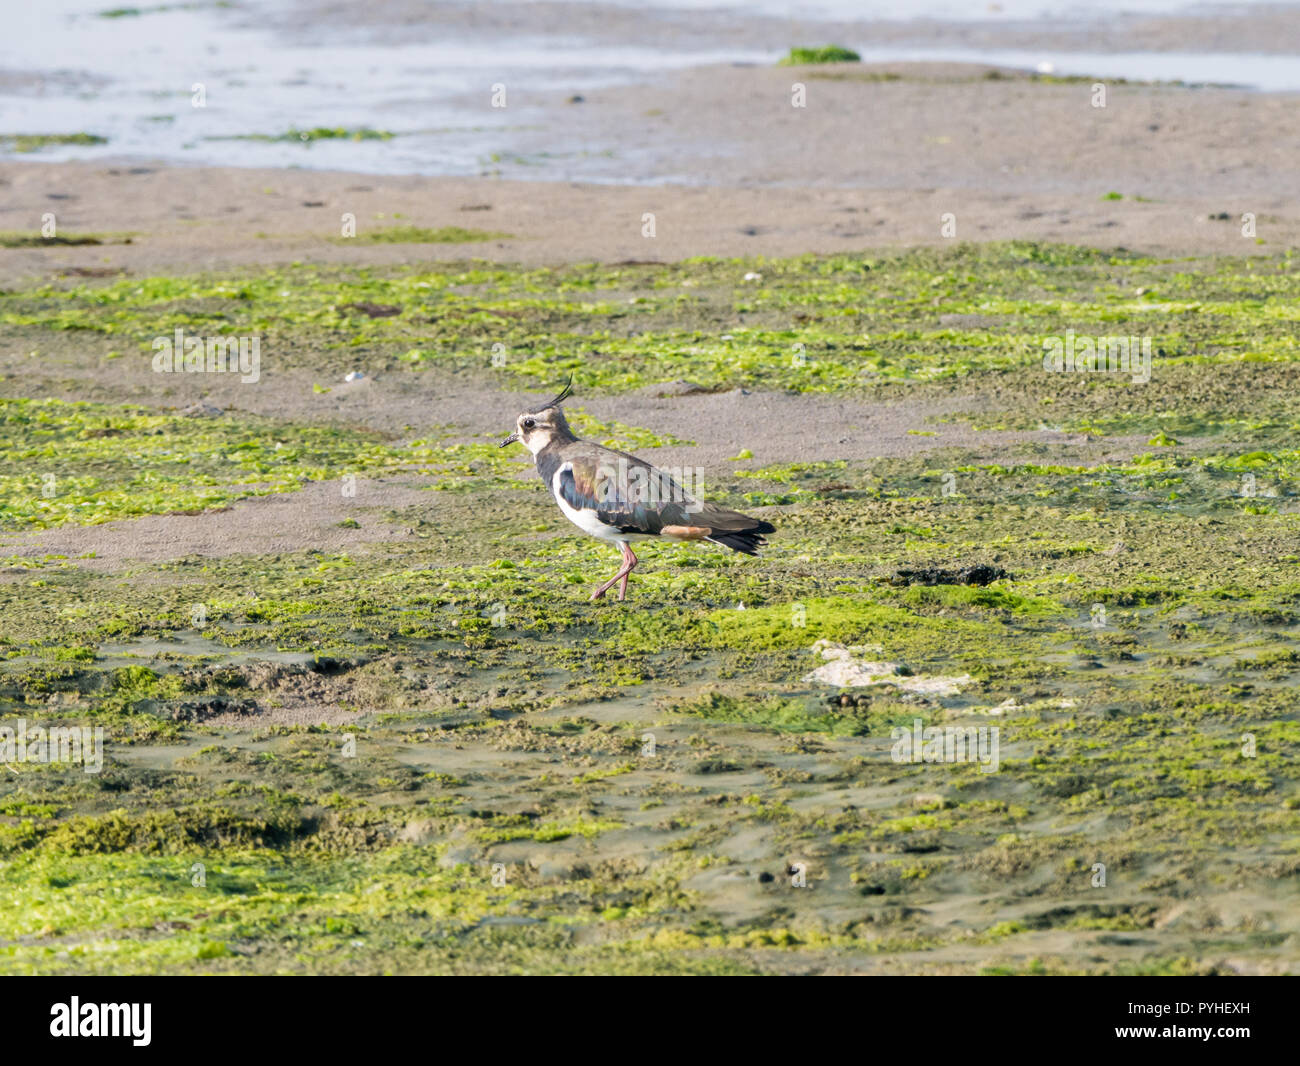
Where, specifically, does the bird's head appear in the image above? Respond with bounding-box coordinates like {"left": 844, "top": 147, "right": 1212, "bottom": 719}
{"left": 499, "top": 376, "right": 576, "bottom": 455}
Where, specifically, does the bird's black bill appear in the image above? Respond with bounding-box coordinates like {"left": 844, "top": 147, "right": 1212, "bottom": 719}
{"left": 499, "top": 432, "right": 520, "bottom": 448}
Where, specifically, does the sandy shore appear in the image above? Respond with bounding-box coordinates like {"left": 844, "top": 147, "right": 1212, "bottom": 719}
{"left": 1, "top": 62, "right": 1295, "bottom": 285}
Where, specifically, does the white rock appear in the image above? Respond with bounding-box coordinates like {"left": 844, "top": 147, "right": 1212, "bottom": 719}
{"left": 804, "top": 640, "right": 972, "bottom": 697}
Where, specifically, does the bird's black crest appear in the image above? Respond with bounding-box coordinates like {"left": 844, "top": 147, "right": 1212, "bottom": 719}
{"left": 530, "top": 375, "right": 573, "bottom": 413}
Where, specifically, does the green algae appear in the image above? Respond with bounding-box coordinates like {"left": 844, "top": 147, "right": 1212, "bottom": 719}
{"left": 0, "top": 846, "right": 707, "bottom": 975}
{"left": 566, "top": 410, "right": 692, "bottom": 450}
{"left": 2, "top": 243, "right": 1299, "bottom": 974}
{"left": 0, "top": 398, "right": 531, "bottom": 531}
{"left": 779, "top": 46, "right": 861, "bottom": 65}
{"left": 0, "top": 231, "right": 134, "bottom": 248}
{"left": 336, "top": 225, "right": 511, "bottom": 245}
{"left": 213, "top": 127, "right": 395, "bottom": 144}
{"left": 0, "top": 133, "right": 107, "bottom": 153}
{"left": 99, "top": 3, "right": 230, "bottom": 16}
{"left": 5, "top": 244, "right": 1297, "bottom": 446}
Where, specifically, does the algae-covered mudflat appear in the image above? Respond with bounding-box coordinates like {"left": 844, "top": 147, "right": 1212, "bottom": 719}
{"left": 0, "top": 243, "right": 1297, "bottom": 975}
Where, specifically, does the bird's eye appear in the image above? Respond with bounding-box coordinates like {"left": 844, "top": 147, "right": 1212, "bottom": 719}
{"left": 522, "top": 418, "right": 536, "bottom": 429}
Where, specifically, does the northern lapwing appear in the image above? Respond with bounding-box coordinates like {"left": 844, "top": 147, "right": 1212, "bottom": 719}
{"left": 499, "top": 379, "right": 776, "bottom": 601}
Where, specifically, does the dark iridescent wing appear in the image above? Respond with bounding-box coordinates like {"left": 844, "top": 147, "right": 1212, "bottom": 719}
{"left": 556, "top": 450, "right": 699, "bottom": 536}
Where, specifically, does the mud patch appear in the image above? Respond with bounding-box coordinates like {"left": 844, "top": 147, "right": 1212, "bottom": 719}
{"left": 889, "top": 565, "right": 1008, "bottom": 587}
{"left": 0, "top": 479, "right": 433, "bottom": 570}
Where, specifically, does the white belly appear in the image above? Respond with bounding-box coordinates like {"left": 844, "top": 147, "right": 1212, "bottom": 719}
{"left": 555, "top": 490, "right": 626, "bottom": 542}
{"left": 550, "top": 463, "right": 646, "bottom": 544}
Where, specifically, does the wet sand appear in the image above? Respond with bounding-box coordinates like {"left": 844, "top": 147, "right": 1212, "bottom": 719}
{"left": 2, "top": 62, "right": 1296, "bottom": 287}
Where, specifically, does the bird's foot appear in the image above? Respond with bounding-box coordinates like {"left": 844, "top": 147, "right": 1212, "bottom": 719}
{"left": 591, "top": 577, "right": 628, "bottom": 601}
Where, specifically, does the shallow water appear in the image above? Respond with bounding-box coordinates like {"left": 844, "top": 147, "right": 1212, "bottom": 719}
{"left": 3, "top": 0, "right": 1296, "bottom": 180}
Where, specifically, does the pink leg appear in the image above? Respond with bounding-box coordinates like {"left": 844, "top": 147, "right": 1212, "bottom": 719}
{"left": 591, "top": 542, "right": 639, "bottom": 601}
{"left": 617, "top": 544, "right": 639, "bottom": 600}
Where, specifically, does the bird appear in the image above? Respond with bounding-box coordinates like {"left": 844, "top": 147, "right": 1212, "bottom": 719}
{"left": 499, "top": 378, "right": 776, "bottom": 601}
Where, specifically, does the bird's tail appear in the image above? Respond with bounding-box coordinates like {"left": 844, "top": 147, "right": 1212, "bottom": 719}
{"left": 706, "top": 519, "right": 776, "bottom": 557}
